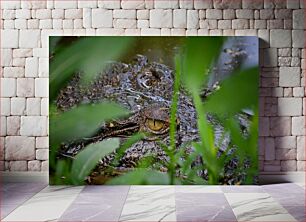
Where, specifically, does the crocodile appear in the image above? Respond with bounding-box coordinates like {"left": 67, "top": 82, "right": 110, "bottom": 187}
{"left": 56, "top": 54, "right": 252, "bottom": 185}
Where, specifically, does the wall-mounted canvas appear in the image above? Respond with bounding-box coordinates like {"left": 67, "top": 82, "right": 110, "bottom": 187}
{"left": 49, "top": 36, "right": 259, "bottom": 185}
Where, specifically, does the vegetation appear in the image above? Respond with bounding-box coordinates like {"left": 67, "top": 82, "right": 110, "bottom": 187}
{"left": 49, "top": 36, "right": 258, "bottom": 185}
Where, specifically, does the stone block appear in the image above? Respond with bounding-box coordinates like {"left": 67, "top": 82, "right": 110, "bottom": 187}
{"left": 279, "top": 67, "right": 300, "bottom": 87}
{"left": 278, "top": 98, "right": 302, "bottom": 116}
{"left": 41, "top": 98, "right": 48, "bottom": 116}
{"left": 98, "top": 0, "right": 120, "bottom": 9}
{"left": 20, "top": 116, "right": 48, "bottom": 136}
{"left": 5, "top": 136, "right": 35, "bottom": 160}
{"left": 223, "top": 9, "right": 235, "bottom": 19}
{"left": 35, "top": 9, "right": 51, "bottom": 19}
{"left": 38, "top": 58, "right": 49, "bottom": 77}
{"left": 41, "top": 161, "right": 49, "bottom": 171}
{"left": 293, "top": 87, "right": 304, "bottom": 97}
{"left": 187, "top": 10, "right": 199, "bottom": 29}
{"left": 0, "top": 98, "right": 10, "bottom": 116}
{"left": 236, "top": 9, "right": 254, "bottom": 19}
{"left": 264, "top": 48, "right": 277, "bottom": 67}
{"left": 213, "top": 0, "right": 241, "bottom": 9}
{"left": 270, "top": 117, "right": 291, "bottom": 136}
{"left": 292, "top": 30, "right": 305, "bottom": 48}
{"left": 297, "top": 161, "right": 305, "bottom": 171}
{"left": 270, "top": 29, "right": 291, "bottom": 48}
{"left": 36, "top": 137, "right": 49, "bottom": 149}
{"left": 218, "top": 20, "right": 232, "bottom": 29}
{"left": 258, "top": 29, "right": 269, "bottom": 48}
{"left": 179, "top": 0, "right": 193, "bottom": 8}
{"left": 140, "top": 28, "right": 161, "bottom": 36}
{"left": 15, "top": 19, "right": 27, "bottom": 29}
{"left": 259, "top": 117, "right": 269, "bottom": 136}
{"left": 54, "top": 0, "right": 77, "bottom": 9}
{"left": 206, "top": 9, "right": 222, "bottom": 19}
{"left": 137, "top": 10, "right": 149, "bottom": 19}
{"left": 96, "top": 28, "right": 124, "bottom": 36}
{"left": 293, "top": 9, "right": 305, "bottom": 29}
{"left": 92, "top": 9, "right": 113, "bottom": 28}
{"left": 113, "top": 9, "right": 136, "bottom": 19}
{"left": 173, "top": 9, "right": 187, "bottom": 28}
{"left": 26, "top": 98, "right": 41, "bottom": 116}
{"left": 150, "top": 9, "right": 172, "bottom": 28}
{"left": 3, "top": 67, "right": 24, "bottom": 78}
{"left": 2, "top": 9, "right": 15, "bottom": 19}
{"left": 1, "top": 1, "right": 20, "bottom": 9}
{"left": 82, "top": 8, "right": 91, "bottom": 28}
{"left": 13, "top": 49, "right": 32, "bottom": 58}
{"left": 276, "top": 148, "right": 296, "bottom": 160}
{"left": 125, "top": 29, "right": 141, "bottom": 36}
{"left": 194, "top": 0, "right": 212, "bottom": 9}
{"left": 15, "top": 9, "right": 31, "bottom": 19}
{"left": 11, "top": 98, "right": 26, "bottom": 115}
{"left": 16, "top": 78, "right": 34, "bottom": 97}
{"left": 36, "top": 149, "right": 48, "bottom": 160}
{"left": 35, "top": 78, "right": 49, "bottom": 98}
{"left": 292, "top": 116, "right": 305, "bottom": 136}
{"left": 7, "top": 116, "right": 20, "bottom": 136}
{"left": 171, "top": 29, "right": 186, "bottom": 36}
{"left": 287, "top": 0, "right": 300, "bottom": 8}
{"left": 265, "top": 137, "right": 275, "bottom": 160}
{"left": 154, "top": 0, "right": 178, "bottom": 9}
{"left": 1, "top": 78, "right": 16, "bottom": 97}
{"left": 65, "top": 9, "right": 82, "bottom": 19}
{"left": 297, "top": 136, "right": 305, "bottom": 161}
{"left": 281, "top": 160, "right": 297, "bottom": 171}
{"left": 1, "top": 49, "right": 12, "bottom": 67}
{"left": 78, "top": 0, "right": 97, "bottom": 8}
{"left": 114, "top": 19, "right": 137, "bottom": 28}
{"left": 1, "top": 116, "right": 6, "bottom": 136}
{"left": 232, "top": 19, "right": 249, "bottom": 29}
{"left": 9, "top": 161, "right": 27, "bottom": 171}
{"left": 52, "top": 9, "right": 64, "bottom": 19}
{"left": 25, "top": 57, "right": 38, "bottom": 77}
{"left": 121, "top": 0, "right": 145, "bottom": 9}
{"left": 264, "top": 164, "right": 281, "bottom": 172}
{"left": 275, "top": 136, "right": 297, "bottom": 149}
{"left": 274, "top": 9, "right": 292, "bottom": 19}
{"left": 1, "top": 30, "right": 19, "bottom": 48}
{"left": 137, "top": 20, "right": 149, "bottom": 28}
{"left": 28, "top": 160, "right": 41, "bottom": 171}
{"left": 242, "top": 0, "right": 263, "bottom": 8}
{"left": 19, "top": 30, "right": 41, "bottom": 48}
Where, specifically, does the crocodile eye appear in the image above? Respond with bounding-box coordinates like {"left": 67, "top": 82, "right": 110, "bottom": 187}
{"left": 146, "top": 119, "right": 165, "bottom": 131}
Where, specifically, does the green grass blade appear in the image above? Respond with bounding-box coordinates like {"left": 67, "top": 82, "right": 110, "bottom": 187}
{"left": 71, "top": 138, "right": 120, "bottom": 184}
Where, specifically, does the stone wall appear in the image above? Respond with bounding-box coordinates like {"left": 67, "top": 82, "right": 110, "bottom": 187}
{"left": 0, "top": 0, "right": 305, "bottom": 172}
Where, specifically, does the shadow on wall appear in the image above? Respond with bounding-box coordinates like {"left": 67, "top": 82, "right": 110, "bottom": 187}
{"left": 258, "top": 38, "right": 303, "bottom": 172}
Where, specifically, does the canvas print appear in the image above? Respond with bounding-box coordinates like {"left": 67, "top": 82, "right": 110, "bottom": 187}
{"left": 49, "top": 36, "right": 259, "bottom": 185}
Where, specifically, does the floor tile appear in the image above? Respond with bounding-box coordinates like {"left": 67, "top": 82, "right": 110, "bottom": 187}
{"left": 269, "top": 192, "right": 305, "bottom": 206}
{"left": 1, "top": 182, "right": 47, "bottom": 194}
{"left": 283, "top": 205, "right": 305, "bottom": 222}
{"left": 221, "top": 185, "right": 265, "bottom": 193}
{"left": 119, "top": 186, "right": 176, "bottom": 222}
{"left": 3, "top": 186, "right": 84, "bottom": 221}
{"left": 1, "top": 205, "right": 18, "bottom": 219}
{"left": 225, "top": 193, "right": 297, "bottom": 221}
{"left": 176, "top": 193, "right": 236, "bottom": 222}
{"left": 59, "top": 186, "right": 130, "bottom": 221}
{"left": 175, "top": 185, "right": 222, "bottom": 193}
{"left": 262, "top": 183, "right": 304, "bottom": 194}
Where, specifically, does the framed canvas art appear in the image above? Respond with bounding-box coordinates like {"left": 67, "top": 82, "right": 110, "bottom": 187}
{"left": 49, "top": 36, "right": 259, "bottom": 185}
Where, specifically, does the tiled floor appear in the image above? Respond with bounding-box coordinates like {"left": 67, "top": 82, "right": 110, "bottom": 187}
{"left": 1, "top": 182, "right": 304, "bottom": 221}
